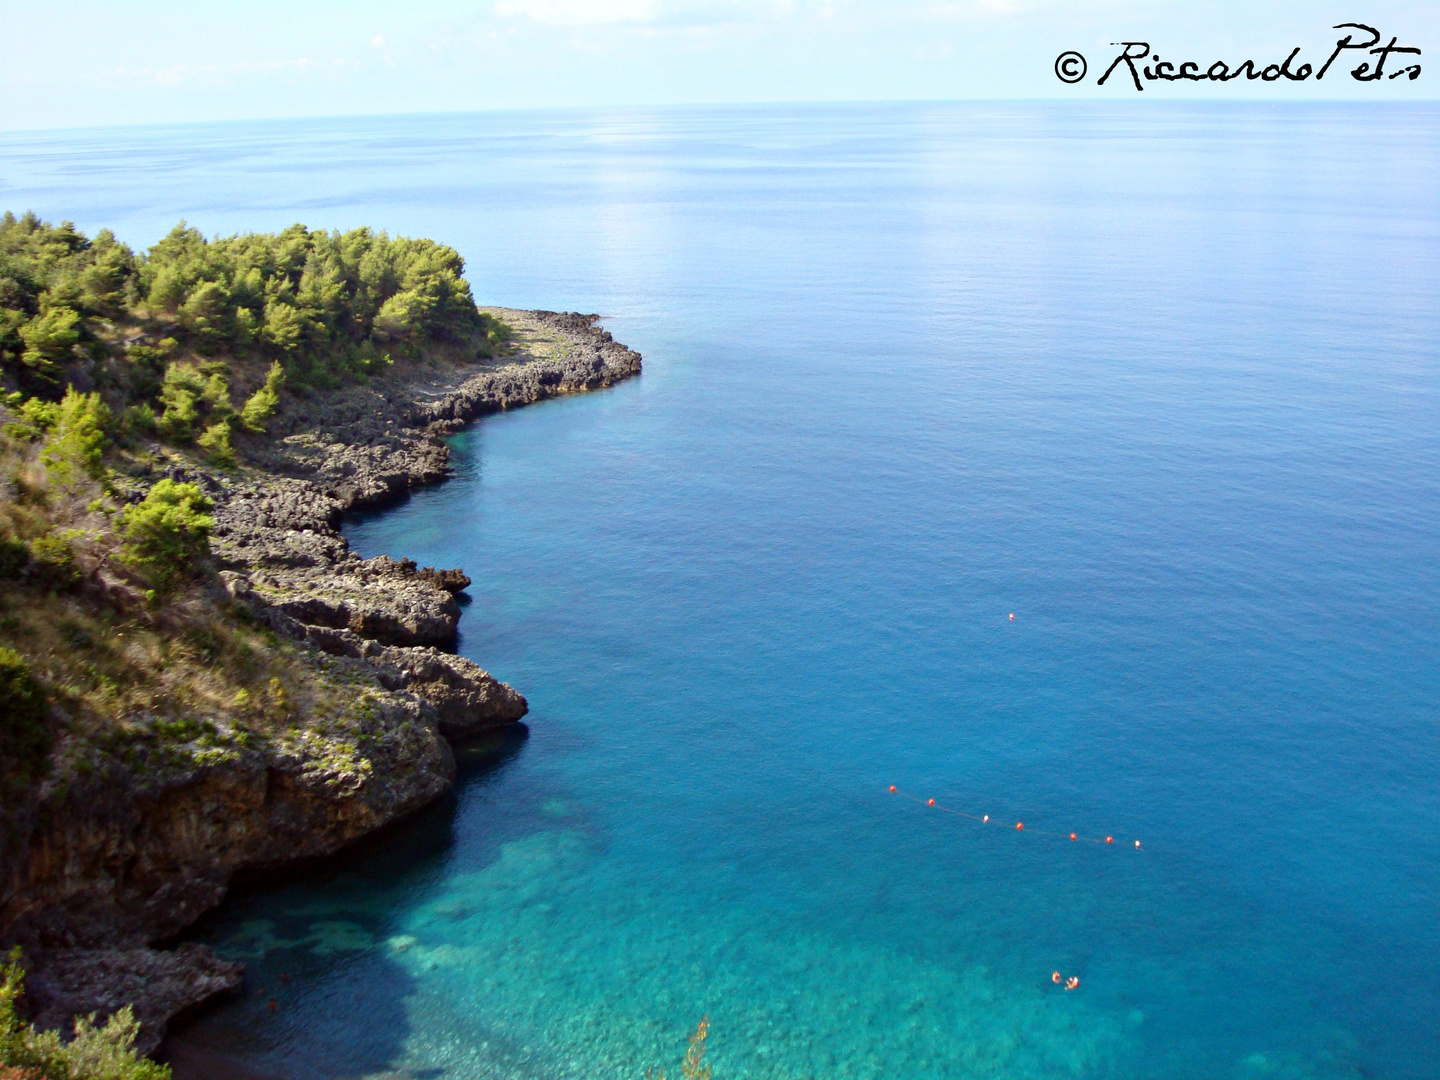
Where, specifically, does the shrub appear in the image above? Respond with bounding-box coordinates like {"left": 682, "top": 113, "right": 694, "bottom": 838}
{"left": 232, "top": 306, "right": 260, "bottom": 346}
{"left": 195, "top": 421, "right": 234, "bottom": 466}
{"left": 116, "top": 480, "right": 213, "bottom": 592}
{"left": 3, "top": 398, "right": 59, "bottom": 443}
{"left": 77, "top": 230, "right": 136, "bottom": 318}
{"left": 476, "top": 312, "right": 512, "bottom": 358}
{"left": 119, "top": 404, "right": 157, "bottom": 439}
{"left": 200, "top": 373, "right": 233, "bottom": 422}
{"left": 0, "top": 951, "right": 171, "bottom": 1080}
{"left": 22, "top": 400, "right": 59, "bottom": 430}
{"left": 41, "top": 388, "right": 111, "bottom": 486}
{"left": 0, "top": 649, "right": 50, "bottom": 799}
{"left": 178, "top": 280, "right": 231, "bottom": 347}
{"left": 18, "top": 306, "right": 80, "bottom": 376}
{"left": 239, "top": 361, "right": 284, "bottom": 432}
{"left": 261, "top": 302, "right": 304, "bottom": 353}
{"left": 156, "top": 364, "right": 204, "bottom": 442}
{"left": 27, "top": 533, "right": 82, "bottom": 592}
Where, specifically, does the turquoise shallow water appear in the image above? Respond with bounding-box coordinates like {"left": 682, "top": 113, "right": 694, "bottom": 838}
{"left": 4, "top": 103, "right": 1439, "bottom": 1079}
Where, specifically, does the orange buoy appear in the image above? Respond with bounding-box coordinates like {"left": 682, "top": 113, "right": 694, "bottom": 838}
{"left": 889, "top": 785, "right": 896, "bottom": 793}
{"left": 1016, "top": 822, "right": 1023, "bottom": 830}
{"left": 927, "top": 798, "right": 935, "bottom": 806}
{"left": 1106, "top": 836, "right": 1113, "bottom": 843}
{"left": 1052, "top": 971, "right": 1061, "bottom": 984}
{"left": 1070, "top": 833, "right": 1077, "bottom": 841}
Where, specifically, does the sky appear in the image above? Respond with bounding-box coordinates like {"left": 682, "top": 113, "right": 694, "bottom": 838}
{"left": 1, "top": 0, "right": 1436, "bottom": 130}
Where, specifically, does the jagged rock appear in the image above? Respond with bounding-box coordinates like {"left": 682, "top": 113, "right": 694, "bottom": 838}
{"left": 238, "top": 618, "right": 529, "bottom": 740}
{"left": 207, "top": 309, "right": 641, "bottom": 664}
{"left": 368, "top": 645, "right": 529, "bottom": 741}
{"left": 23, "top": 944, "right": 244, "bottom": 1056}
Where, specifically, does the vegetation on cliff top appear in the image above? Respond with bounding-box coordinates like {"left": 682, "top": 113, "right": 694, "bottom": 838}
{"left": 0, "top": 211, "right": 508, "bottom": 837}
{"left": 1, "top": 210, "right": 508, "bottom": 393}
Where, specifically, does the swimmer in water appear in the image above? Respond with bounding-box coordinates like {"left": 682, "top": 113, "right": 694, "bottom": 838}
{"left": 1052, "top": 971, "right": 1062, "bottom": 984}
{"left": 1065, "top": 976, "right": 1079, "bottom": 991}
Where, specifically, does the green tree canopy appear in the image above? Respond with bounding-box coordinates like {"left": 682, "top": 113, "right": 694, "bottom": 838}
{"left": 117, "top": 479, "right": 214, "bottom": 593}
{"left": 0, "top": 212, "right": 505, "bottom": 399}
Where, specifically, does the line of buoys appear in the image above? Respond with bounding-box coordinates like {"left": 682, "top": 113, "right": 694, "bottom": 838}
{"left": 888, "top": 786, "right": 1142, "bottom": 849}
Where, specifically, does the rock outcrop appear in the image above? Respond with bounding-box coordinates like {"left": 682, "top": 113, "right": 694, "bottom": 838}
{"left": 27, "top": 946, "right": 247, "bottom": 1056}
{"left": 0, "top": 310, "right": 640, "bottom": 1051}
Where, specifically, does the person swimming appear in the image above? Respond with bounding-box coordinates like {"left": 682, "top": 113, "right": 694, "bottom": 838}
{"left": 1065, "top": 976, "right": 1079, "bottom": 991}
{"left": 1052, "top": 971, "right": 1062, "bottom": 983}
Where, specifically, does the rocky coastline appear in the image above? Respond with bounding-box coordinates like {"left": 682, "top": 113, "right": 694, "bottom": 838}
{"left": 0, "top": 309, "right": 641, "bottom": 1053}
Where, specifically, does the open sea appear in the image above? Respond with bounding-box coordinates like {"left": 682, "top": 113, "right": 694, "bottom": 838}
{"left": 3, "top": 102, "right": 1438, "bottom": 1080}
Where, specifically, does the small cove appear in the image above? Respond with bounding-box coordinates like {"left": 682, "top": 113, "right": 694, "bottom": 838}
{"left": 6, "top": 102, "right": 1436, "bottom": 1079}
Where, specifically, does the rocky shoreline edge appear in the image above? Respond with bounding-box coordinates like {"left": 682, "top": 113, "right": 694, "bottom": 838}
{"left": 2, "top": 309, "right": 641, "bottom": 1054}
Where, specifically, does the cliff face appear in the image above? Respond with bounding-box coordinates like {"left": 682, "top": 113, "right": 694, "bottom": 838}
{"left": 0, "top": 310, "right": 641, "bottom": 1053}
{"left": 6, "top": 693, "right": 455, "bottom": 950}
{"left": 5, "top": 692, "right": 454, "bottom": 1053}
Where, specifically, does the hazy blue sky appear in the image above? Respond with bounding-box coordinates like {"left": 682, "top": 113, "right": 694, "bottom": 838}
{"left": 1, "top": 1, "right": 1435, "bottom": 130}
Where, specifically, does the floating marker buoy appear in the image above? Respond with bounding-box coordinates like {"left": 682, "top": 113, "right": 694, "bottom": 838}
{"left": 1052, "top": 971, "right": 1061, "bottom": 984}
{"left": 889, "top": 785, "right": 1134, "bottom": 857}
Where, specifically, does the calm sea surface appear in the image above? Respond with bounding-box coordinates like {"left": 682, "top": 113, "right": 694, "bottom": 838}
{"left": 4, "top": 103, "right": 1438, "bottom": 1080}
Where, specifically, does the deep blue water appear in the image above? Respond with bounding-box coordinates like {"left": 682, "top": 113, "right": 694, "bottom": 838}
{"left": 4, "top": 103, "right": 1439, "bottom": 1080}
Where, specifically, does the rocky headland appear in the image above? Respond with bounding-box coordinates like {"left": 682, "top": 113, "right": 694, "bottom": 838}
{"left": 0, "top": 309, "right": 641, "bottom": 1053}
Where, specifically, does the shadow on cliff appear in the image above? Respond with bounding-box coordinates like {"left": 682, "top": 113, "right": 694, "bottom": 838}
{"left": 161, "top": 723, "right": 530, "bottom": 1080}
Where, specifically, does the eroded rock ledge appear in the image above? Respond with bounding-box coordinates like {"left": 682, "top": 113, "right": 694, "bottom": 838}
{"left": 2, "top": 310, "right": 640, "bottom": 1052}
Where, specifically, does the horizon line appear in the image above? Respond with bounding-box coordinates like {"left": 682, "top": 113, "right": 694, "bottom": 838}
{"left": 4, "top": 96, "right": 1438, "bottom": 138}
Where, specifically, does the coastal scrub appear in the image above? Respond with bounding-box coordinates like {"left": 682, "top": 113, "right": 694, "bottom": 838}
{"left": 0, "top": 952, "right": 170, "bottom": 1080}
